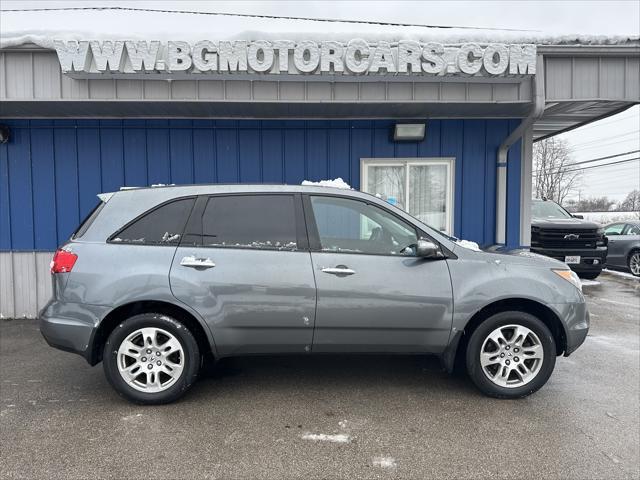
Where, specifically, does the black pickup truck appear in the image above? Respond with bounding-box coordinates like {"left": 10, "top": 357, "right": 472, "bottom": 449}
{"left": 530, "top": 198, "right": 608, "bottom": 280}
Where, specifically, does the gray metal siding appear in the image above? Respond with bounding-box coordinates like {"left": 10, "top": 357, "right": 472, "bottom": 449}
{"left": 0, "top": 51, "right": 531, "bottom": 104}
{"left": 544, "top": 55, "right": 640, "bottom": 101}
{"left": 0, "top": 252, "right": 53, "bottom": 318}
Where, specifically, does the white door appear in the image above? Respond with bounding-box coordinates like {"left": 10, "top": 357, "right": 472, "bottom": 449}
{"left": 361, "top": 158, "right": 455, "bottom": 234}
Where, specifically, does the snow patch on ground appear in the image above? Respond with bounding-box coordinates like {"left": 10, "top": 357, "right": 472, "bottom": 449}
{"left": 372, "top": 457, "right": 397, "bottom": 468}
{"left": 301, "top": 178, "right": 352, "bottom": 189}
{"left": 455, "top": 239, "right": 481, "bottom": 251}
{"left": 301, "top": 433, "right": 351, "bottom": 443}
{"left": 575, "top": 211, "right": 640, "bottom": 225}
{"left": 603, "top": 269, "right": 639, "bottom": 281}
{"left": 581, "top": 279, "right": 601, "bottom": 287}
{"left": 121, "top": 413, "right": 144, "bottom": 421}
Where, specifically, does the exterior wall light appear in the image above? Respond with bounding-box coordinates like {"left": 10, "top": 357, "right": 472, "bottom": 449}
{"left": 393, "top": 123, "right": 426, "bottom": 142}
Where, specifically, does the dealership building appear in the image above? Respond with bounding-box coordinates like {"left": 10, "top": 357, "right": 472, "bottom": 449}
{"left": 0, "top": 10, "right": 639, "bottom": 317}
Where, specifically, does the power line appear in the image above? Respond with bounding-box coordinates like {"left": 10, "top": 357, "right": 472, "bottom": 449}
{"left": 563, "top": 157, "right": 639, "bottom": 174}
{"left": 572, "top": 112, "right": 640, "bottom": 131}
{"left": 570, "top": 130, "right": 640, "bottom": 149}
{"left": 0, "top": 6, "right": 540, "bottom": 31}
{"left": 571, "top": 137, "right": 640, "bottom": 151}
{"left": 533, "top": 157, "right": 640, "bottom": 176}
{"left": 532, "top": 150, "right": 639, "bottom": 174}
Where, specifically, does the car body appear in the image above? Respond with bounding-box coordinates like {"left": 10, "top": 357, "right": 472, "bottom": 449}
{"left": 40, "top": 185, "right": 589, "bottom": 403}
{"left": 530, "top": 198, "right": 608, "bottom": 280}
{"left": 603, "top": 220, "right": 640, "bottom": 276}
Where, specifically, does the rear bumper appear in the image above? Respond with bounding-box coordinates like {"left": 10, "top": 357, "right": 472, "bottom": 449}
{"left": 530, "top": 246, "right": 607, "bottom": 273}
{"left": 39, "top": 300, "right": 109, "bottom": 363}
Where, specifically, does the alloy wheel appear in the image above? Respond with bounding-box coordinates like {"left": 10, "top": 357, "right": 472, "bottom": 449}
{"left": 117, "top": 327, "right": 185, "bottom": 393}
{"left": 480, "top": 324, "right": 544, "bottom": 388}
{"left": 630, "top": 252, "right": 640, "bottom": 276}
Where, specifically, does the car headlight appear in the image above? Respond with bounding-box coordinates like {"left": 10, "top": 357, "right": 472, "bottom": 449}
{"left": 552, "top": 269, "right": 582, "bottom": 292}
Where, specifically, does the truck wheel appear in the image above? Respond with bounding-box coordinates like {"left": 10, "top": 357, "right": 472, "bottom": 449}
{"left": 103, "top": 313, "right": 200, "bottom": 405}
{"left": 628, "top": 250, "right": 640, "bottom": 277}
{"left": 466, "top": 311, "right": 556, "bottom": 399}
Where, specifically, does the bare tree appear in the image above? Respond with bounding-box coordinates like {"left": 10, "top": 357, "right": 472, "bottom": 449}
{"left": 533, "top": 137, "right": 582, "bottom": 204}
{"left": 620, "top": 190, "right": 640, "bottom": 212}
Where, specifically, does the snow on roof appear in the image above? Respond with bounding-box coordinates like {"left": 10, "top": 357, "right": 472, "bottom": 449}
{"left": 1, "top": 8, "right": 638, "bottom": 49}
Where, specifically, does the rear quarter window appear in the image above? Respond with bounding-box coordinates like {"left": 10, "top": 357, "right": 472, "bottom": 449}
{"left": 110, "top": 197, "right": 196, "bottom": 245}
{"left": 72, "top": 201, "right": 106, "bottom": 239}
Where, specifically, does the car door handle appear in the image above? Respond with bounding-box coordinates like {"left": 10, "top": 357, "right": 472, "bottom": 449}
{"left": 321, "top": 266, "right": 356, "bottom": 275}
{"left": 180, "top": 256, "right": 216, "bottom": 268}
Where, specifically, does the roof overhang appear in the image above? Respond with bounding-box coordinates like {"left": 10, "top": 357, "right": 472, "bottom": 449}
{"left": 0, "top": 44, "right": 638, "bottom": 139}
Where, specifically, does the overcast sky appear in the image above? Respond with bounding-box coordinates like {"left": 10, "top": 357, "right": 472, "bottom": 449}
{"left": 3, "top": 0, "right": 640, "bottom": 203}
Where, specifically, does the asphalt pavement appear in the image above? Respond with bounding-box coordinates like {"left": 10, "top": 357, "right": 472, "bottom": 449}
{"left": 1, "top": 272, "right": 638, "bottom": 479}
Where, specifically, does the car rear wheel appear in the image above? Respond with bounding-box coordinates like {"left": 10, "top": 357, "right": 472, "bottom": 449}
{"left": 466, "top": 311, "right": 556, "bottom": 399}
{"left": 628, "top": 251, "right": 640, "bottom": 277}
{"left": 103, "top": 313, "right": 200, "bottom": 404}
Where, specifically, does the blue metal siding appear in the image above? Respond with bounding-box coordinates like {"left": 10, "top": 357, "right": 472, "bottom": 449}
{"left": 0, "top": 119, "right": 521, "bottom": 251}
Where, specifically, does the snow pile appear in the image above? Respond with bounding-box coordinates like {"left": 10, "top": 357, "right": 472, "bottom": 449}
{"left": 455, "top": 239, "right": 481, "bottom": 251}
{"left": 372, "top": 457, "right": 398, "bottom": 469}
{"left": 603, "top": 269, "right": 639, "bottom": 281}
{"left": 301, "top": 178, "right": 352, "bottom": 189}
{"left": 301, "top": 433, "right": 351, "bottom": 443}
{"left": 1, "top": 9, "right": 638, "bottom": 49}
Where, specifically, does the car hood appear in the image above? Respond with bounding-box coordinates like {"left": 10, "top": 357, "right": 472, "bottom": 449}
{"left": 531, "top": 217, "right": 601, "bottom": 229}
{"left": 454, "top": 244, "right": 567, "bottom": 269}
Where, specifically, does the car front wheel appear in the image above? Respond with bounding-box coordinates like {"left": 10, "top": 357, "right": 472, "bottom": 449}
{"left": 466, "top": 311, "right": 556, "bottom": 399}
{"left": 103, "top": 313, "right": 200, "bottom": 404}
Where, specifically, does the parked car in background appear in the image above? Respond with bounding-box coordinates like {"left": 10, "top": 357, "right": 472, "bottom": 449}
{"left": 530, "top": 199, "right": 608, "bottom": 280}
{"left": 40, "top": 185, "right": 589, "bottom": 404}
{"left": 603, "top": 220, "right": 640, "bottom": 277}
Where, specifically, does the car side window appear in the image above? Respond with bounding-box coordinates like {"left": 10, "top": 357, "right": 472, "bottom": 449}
{"left": 309, "top": 196, "right": 418, "bottom": 256}
{"left": 201, "top": 195, "right": 298, "bottom": 250}
{"left": 625, "top": 224, "right": 640, "bottom": 235}
{"left": 111, "top": 197, "right": 195, "bottom": 245}
{"left": 604, "top": 224, "right": 625, "bottom": 235}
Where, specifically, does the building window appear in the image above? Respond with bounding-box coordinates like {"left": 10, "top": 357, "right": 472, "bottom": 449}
{"left": 361, "top": 158, "right": 455, "bottom": 234}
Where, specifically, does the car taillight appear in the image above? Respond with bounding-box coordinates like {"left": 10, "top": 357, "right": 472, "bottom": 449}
{"left": 50, "top": 249, "right": 77, "bottom": 273}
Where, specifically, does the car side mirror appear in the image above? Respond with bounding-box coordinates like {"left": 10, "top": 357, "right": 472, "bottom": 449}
{"left": 572, "top": 214, "right": 584, "bottom": 219}
{"left": 415, "top": 239, "right": 441, "bottom": 258}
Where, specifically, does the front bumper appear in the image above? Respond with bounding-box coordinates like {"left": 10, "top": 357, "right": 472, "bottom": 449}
{"left": 550, "top": 301, "right": 590, "bottom": 356}
{"left": 39, "top": 300, "right": 109, "bottom": 363}
{"left": 530, "top": 246, "right": 607, "bottom": 273}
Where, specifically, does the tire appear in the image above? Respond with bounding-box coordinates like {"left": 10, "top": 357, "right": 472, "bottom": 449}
{"left": 578, "top": 272, "right": 601, "bottom": 280}
{"left": 628, "top": 250, "right": 640, "bottom": 277}
{"left": 466, "top": 311, "right": 556, "bottom": 399}
{"left": 103, "top": 313, "right": 200, "bottom": 405}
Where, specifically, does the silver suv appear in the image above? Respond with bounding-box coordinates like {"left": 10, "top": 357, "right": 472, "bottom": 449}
{"left": 40, "top": 185, "right": 589, "bottom": 404}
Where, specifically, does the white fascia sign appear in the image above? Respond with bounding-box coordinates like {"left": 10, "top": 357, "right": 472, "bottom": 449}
{"left": 54, "top": 39, "right": 536, "bottom": 78}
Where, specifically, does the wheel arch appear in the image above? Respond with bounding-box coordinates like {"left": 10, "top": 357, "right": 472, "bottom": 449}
{"left": 445, "top": 298, "right": 567, "bottom": 373}
{"left": 88, "top": 300, "right": 215, "bottom": 365}
{"left": 627, "top": 247, "right": 640, "bottom": 272}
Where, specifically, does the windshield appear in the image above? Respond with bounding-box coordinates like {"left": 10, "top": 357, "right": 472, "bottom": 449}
{"left": 531, "top": 200, "right": 572, "bottom": 220}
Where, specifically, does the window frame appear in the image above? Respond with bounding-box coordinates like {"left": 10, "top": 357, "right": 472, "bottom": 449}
{"left": 182, "top": 193, "right": 308, "bottom": 252}
{"left": 107, "top": 196, "right": 197, "bottom": 247}
{"left": 302, "top": 193, "right": 449, "bottom": 258}
{"left": 360, "top": 157, "right": 456, "bottom": 235}
{"left": 624, "top": 223, "right": 640, "bottom": 235}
